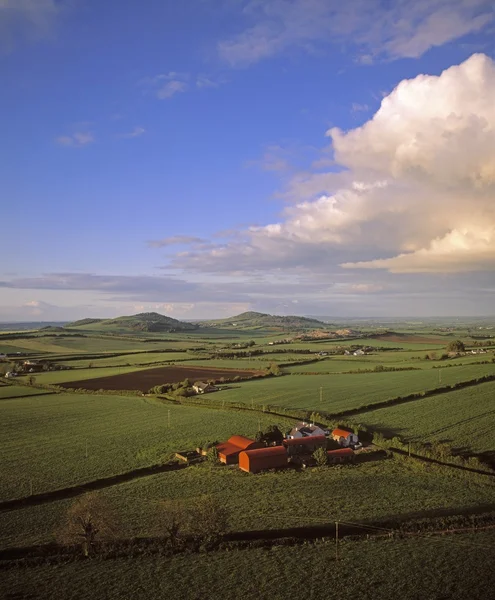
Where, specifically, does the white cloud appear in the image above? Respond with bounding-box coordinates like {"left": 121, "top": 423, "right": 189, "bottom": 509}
{"left": 118, "top": 127, "right": 146, "bottom": 139}
{"left": 217, "top": 0, "right": 494, "bottom": 66}
{"left": 171, "top": 54, "right": 495, "bottom": 278}
{"left": 56, "top": 131, "right": 94, "bottom": 147}
{"left": 142, "top": 72, "right": 189, "bottom": 99}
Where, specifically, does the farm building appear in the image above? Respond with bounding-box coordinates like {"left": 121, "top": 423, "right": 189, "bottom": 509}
{"left": 283, "top": 434, "right": 327, "bottom": 456}
{"left": 239, "top": 446, "right": 288, "bottom": 474}
{"left": 288, "top": 422, "right": 327, "bottom": 439}
{"left": 331, "top": 428, "right": 360, "bottom": 448}
{"left": 327, "top": 448, "right": 355, "bottom": 464}
{"left": 192, "top": 381, "right": 218, "bottom": 394}
{"left": 215, "top": 435, "right": 264, "bottom": 465}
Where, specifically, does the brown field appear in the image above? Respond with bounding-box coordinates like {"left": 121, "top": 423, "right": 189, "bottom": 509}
{"left": 60, "top": 365, "right": 263, "bottom": 392}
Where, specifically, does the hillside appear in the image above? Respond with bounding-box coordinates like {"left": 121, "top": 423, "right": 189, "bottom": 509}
{"left": 199, "top": 311, "right": 328, "bottom": 330}
{"left": 66, "top": 312, "right": 197, "bottom": 333}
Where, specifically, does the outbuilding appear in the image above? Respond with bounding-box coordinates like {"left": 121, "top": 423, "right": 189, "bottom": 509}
{"left": 327, "top": 448, "right": 355, "bottom": 464}
{"left": 283, "top": 434, "right": 327, "bottom": 456}
{"left": 239, "top": 446, "right": 288, "bottom": 474}
{"left": 216, "top": 435, "right": 264, "bottom": 465}
{"left": 331, "top": 428, "right": 359, "bottom": 448}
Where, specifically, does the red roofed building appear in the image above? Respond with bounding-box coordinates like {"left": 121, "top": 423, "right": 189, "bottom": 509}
{"left": 216, "top": 435, "right": 263, "bottom": 465}
{"left": 239, "top": 446, "right": 288, "bottom": 474}
{"left": 283, "top": 434, "right": 327, "bottom": 456}
{"left": 331, "top": 428, "right": 359, "bottom": 448}
{"left": 327, "top": 448, "right": 355, "bottom": 464}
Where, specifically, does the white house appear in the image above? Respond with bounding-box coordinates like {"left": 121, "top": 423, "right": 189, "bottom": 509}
{"left": 288, "top": 422, "right": 328, "bottom": 439}
{"left": 331, "top": 428, "right": 360, "bottom": 448}
{"left": 192, "top": 381, "right": 218, "bottom": 394}
{"left": 353, "top": 349, "right": 365, "bottom": 356}
{"left": 5, "top": 371, "right": 17, "bottom": 379}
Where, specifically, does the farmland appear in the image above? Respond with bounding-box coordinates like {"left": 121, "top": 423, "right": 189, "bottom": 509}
{"left": 2, "top": 532, "right": 495, "bottom": 600}
{"left": 0, "top": 392, "right": 293, "bottom": 502}
{"left": 349, "top": 380, "right": 495, "bottom": 455}
{"left": 60, "top": 364, "right": 264, "bottom": 392}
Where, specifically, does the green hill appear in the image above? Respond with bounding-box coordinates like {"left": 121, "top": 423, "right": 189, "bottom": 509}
{"left": 67, "top": 312, "right": 197, "bottom": 333}
{"left": 199, "top": 311, "right": 327, "bottom": 330}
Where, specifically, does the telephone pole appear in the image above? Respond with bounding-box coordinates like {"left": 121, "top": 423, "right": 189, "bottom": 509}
{"left": 319, "top": 386, "right": 323, "bottom": 403}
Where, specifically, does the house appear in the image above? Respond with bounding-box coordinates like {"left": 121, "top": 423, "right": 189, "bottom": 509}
{"left": 215, "top": 435, "right": 264, "bottom": 465}
{"left": 283, "top": 434, "right": 327, "bottom": 456}
{"left": 239, "top": 446, "right": 288, "bottom": 474}
{"left": 331, "top": 428, "right": 360, "bottom": 448}
{"left": 288, "top": 422, "right": 328, "bottom": 439}
{"left": 327, "top": 448, "right": 355, "bottom": 464}
{"left": 192, "top": 381, "right": 218, "bottom": 394}
{"left": 353, "top": 349, "right": 365, "bottom": 356}
{"left": 4, "top": 371, "right": 17, "bottom": 378}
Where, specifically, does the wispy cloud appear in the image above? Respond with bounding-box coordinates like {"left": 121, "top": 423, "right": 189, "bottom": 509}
{"left": 351, "top": 102, "right": 370, "bottom": 113}
{"left": 141, "top": 72, "right": 189, "bottom": 99}
{"left": 118, "top": 126, "right": 146, "bottom": 139}
{"left": 148, "top": 236, "right": 206, "bottom": 248}
{"left": 55, "top": 131, "right": 95, "bottom": 147}
{"left": 217, "top": 0, "right": 494, "bottom": 67}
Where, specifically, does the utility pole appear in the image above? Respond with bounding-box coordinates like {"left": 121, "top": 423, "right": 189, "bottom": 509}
{"left": 335, "top": 520, "right": 339, "bottom": 561}
{"left": 258, "top": 417, "right": 262, "bottom": 432}
{"left": 319, "top": 386, "right": 323, "bottom": 403}
{"left": 439, "top": 369, "right": 442, "bottom": 384}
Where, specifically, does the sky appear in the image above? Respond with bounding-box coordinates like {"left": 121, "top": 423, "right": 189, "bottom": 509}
{"left": 1, "top": 0, "right": 495, "bottom": 321}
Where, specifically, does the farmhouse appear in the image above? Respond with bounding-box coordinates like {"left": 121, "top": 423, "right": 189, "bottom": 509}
{"left": 327, "top": 448, "right": 355, "bottom": 464}
{"left": 239, "top": 446, "right": 288, "bottom": 474}
{"left": 192, "top": 381, "right": 218, "bottom": 394}
{"left": 215, "top": 435, "right": 263, "bottom": 465}
{"left": 288, "top": 422, "right": 327, "bottom": 439}
{"left": 331, "top": 428, "right": 360, "bottom": 448}
{"left": 283, "top": 434, "right": 327, "bottom": 456}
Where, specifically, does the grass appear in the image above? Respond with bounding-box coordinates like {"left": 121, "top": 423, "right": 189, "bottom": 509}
{"left": 26, "top": 365, "right": 150, "bottom": 385}
{"left": 0, "top": 392, "right": 293, "bottom": 502}
{"left": 56, "top": 351, "right": 193, "bottom": 368}
{"left": 2, "top": 532, "right": 495, "bottom": 600}
{"left": 212, "top": 363, "right": 495, "bottom": 414}
{"left": 349, "top": 380, "right": 495, "bottom": 454}
{"left": 0, "top": 384, "right": 54, "bottom": 399}
{"left": 1, "top": 455, "right": 494, "bottom": 550}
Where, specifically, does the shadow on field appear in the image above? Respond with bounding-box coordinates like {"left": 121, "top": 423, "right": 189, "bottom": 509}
{"left": 0, "top": 462, "right": 188, "bottom": 513}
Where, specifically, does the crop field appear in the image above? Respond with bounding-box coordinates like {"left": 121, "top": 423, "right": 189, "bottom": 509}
{"left": 56, "top": 351, "right": 193, "bottom": 368}
{"left": 28, "top": 365, "right": 151, "bottom": 385}
{"left": 0, "top": 385, "right": 54, "bottom": 400}
{"left": 2, "top": 532, "right": 494, "bottom": 600}
{"left": 59, "top": 365, "right": 265, "bottom": 392}
{"left": 208, "top": 363, "right": 495, "bottom": 414}
{"left": 1, "top": 456, "right": 494, "bottom": 550}
{"left": 349, "top": 380, "right": 495, "bottom": 454}
{"left": 0, "top": 392, "right": 293, "bottom": 502}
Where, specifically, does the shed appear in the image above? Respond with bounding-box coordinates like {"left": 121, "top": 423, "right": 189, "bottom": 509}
{"left": 283, "top": 434, "right": 327, "bottom": 455}
{"left": 216, "top": 435, "right": 264, "bottom": 465}
{"left": 327, "top": 448, "right": 355, "bottom": 464}
{"left": 239, "top": 446, "right": 288, "bottom": 474}
{"left": 331, "top": 428, "right": 359, "bottom": 447}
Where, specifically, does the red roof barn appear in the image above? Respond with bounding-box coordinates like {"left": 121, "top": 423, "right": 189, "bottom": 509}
{"left": 327, "top": 448, "right": 355, "bottom": 463}
{"left": 216, "top": 435, "right": 263, "bottom": 465}
{"left": 239, "top": 446, "right": 288, "bottom": 474}
{"left": 283, "top": 434, "right": 327, "bottom": 455}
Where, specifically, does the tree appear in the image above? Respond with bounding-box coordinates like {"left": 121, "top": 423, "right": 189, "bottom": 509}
{"left": 268, "top": 362, "right": 281, "bottom": 376}
{"left": 188, "top": 495, "right": 229, "bottom": 541}
{"left": 312, "top": 447, "right": 328, "bottom": 467}
{"left": 206, "top": 446, "right": 220, "bottom": 464}
{"left": 157, "top": 499, "right": 188, "bottom": 549}
{"left": 57, "top": 493, "right": 118, "bottom": 557}
{"left": 28, "top": 375, "right": 36, "bottom": 386}
{"left": 446, "top": 340, "right": 465, "bottom": 353}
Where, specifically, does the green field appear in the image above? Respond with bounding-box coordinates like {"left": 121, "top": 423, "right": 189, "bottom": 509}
{"left": 2, "top": 532, "right": 494, "bottom": 600}
{"left": 1, "top": 455, "right": 493, "bottom": 550}
{"left": 56, "top": 351, "right": 193, "bottom": 368}
{"left": 24, "top": 365, "right": 150, "bottom": 385}
{"left": 211, "top": 363, "right": 495, "bottom": 414}
{"left": 349, "top": 380, "right": 495, "bottom": 454}
{"left": 0, "top": 392, "right": 293, "bottom": 501}
{"left": 0, "top": 384, "right": 54, "bottom": 399}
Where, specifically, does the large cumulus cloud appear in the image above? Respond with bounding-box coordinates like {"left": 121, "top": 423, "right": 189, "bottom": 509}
{"left": 173, "top": 53, "right": 495, "bottom": 276}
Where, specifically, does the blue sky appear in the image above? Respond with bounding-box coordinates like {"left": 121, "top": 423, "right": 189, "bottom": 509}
{"left": 1, "top": 0, "right": 495, "bottom": 321}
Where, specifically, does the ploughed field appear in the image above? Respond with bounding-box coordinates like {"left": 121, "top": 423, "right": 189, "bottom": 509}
{"left": 60, "top": 364, "right": 263, "bottom": 392}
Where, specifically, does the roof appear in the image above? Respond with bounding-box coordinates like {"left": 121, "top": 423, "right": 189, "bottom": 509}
{"left": 332, "top": 428, "right": 355, "bottom": 438}
{"left": 193, "top": 381, "right": 211, "bottom": 389}
{"left": 216, "top": 435, "right": 259, "bottom": 456}
{"left": 327, "top": 448, "right": 354, "bottom": 456}
{"left": 283, "top": 435, "right": 327, "bottom": 446}
{"left": 240, "top": 446, "right": 288, "bottom": 459}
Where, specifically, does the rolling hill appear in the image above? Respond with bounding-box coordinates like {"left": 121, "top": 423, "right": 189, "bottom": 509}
{"left": 66, "top": 312, "right": 198, "bottom": 333}
{"left": 199, "top": 311, "right": 328, "bottom": 330}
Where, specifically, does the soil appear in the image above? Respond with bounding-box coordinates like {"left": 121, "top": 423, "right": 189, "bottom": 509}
{"left": 60, "top": 365, "right": 263, "bottom": 392}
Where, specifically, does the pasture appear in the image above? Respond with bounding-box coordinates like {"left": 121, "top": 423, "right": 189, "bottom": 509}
{"left": 0, "top": 384, "right": 54, "bottom": 400}
{"left": 0, "top": 392, "right": 293, "bottom": 502}
{"left": 350, "top": 380, "right": 495, "bottom": 455}
{"left": 2, "top": 532, "right": 495, "bottom": 600}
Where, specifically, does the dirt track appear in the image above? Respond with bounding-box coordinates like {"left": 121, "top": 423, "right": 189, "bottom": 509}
{"left": 60, "top": 365, "right": 262, "bottom": 392}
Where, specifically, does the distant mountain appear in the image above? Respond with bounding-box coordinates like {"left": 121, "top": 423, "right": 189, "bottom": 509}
{"left": 67, "top": 312, "right": 197, "bottom": 333}
{"left": 199, "top": 311, "right": 327, "bottom": 330}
